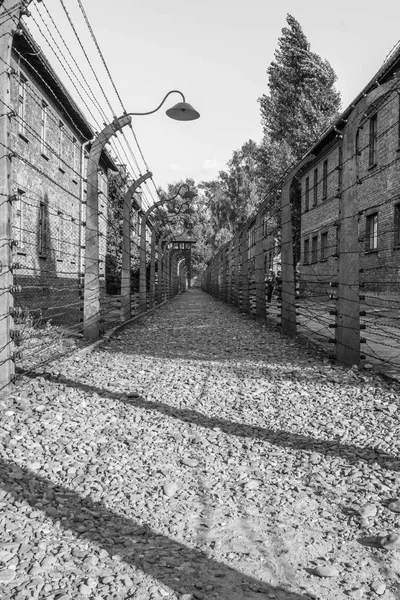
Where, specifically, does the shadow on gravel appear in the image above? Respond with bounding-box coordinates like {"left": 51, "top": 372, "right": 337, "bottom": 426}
{"left": 22, "top": 371, "right": 400, "bottom": 473}
{"left": 0, "top": 458, "right": 308, "bottom": 600}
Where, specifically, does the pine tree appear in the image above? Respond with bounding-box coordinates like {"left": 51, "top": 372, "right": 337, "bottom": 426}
{"left": 258, "top": 14, "right": 341, "bottom": 159}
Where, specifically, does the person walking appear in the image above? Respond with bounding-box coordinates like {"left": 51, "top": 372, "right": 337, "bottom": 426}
{"left": 275, "top": 270, "right": 282, "bottom": 301}
{"left": 265, "top": 269, "right": 275, "bottom": 303}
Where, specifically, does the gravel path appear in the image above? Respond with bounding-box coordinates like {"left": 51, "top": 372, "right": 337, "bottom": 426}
{"left": 1, "top": 288, "right": 400, "bottom": 600}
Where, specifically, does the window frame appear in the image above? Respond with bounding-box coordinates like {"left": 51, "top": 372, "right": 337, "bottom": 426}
{"left": 18, "top": 73, "right": 27, "bottom": 137}
{"left": 72, "top": 137, "right": 79, "bottom": 182}
{"left": 40, "top": 100, "right": 48, "bottom": 156}
{"left": 398, "top": 95, "right": 400, "bottom": 147}
{"left": 321, "top": 231, "right": 328, "bottom": 261}
{"left": 56, "top": 211, "right": 64, "bottom": 261}
{"left": 303, "top": 238, "right": 310, "bottom": 265}
{"left": 311, "top": 235, "right": 318, "bottom": 263}
{"left": 337, "top": 145, "right": 343, "bottom": 191}
{"left": 369, "top": 113, "right": 378, "bottom": 167}
{"left": 38, "top": 202, "right": 46, "bottom": 256}
{"left": 365, "top": 212, "right": 378, "bottom": 252}
{"left": 305, "top": 176, "right": 309, "bottom": 211}
{"left": 313, "top": 168, "right": 318, "bottom": 206}
{"left": 14, "top": 188, "right": 26, "bottom": 250}
{"left": 394, "top": 204, "right": 400, "bottom": 247}
{"left": 322, "top": 159, "right": 328, "bottom": 200}
{"left": 57, "top": 121, "right": 65, "bottom": 171}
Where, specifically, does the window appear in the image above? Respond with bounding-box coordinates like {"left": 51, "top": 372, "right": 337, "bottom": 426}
{"left": 251, "top": 227, "right": 256, "bottom": 247}
{"left": 313, "top": 169, "right": 318, "bottom": 206}
{"left": 14, "top": 189, "right": 25, "bottom": 248}
{"left": 336, "top": 224, "right": 340, "bottom": 254}
{"left": 303, "top": 239, "right": 310, "bottom": 265}
{"left": 355, "top": 129, "right": 360, "bottom": 158}
{"left": 369, "top": 113, "right": 377, "bottom": 166}
{"left": 312, "top": 236, "right": 318, "bottom": 262}
{"left": 18, "top": 74, "right": 27, "bottom": 136}
{"left": 366, "top": 213, "right": 378, "bottom": 251}
{"left": 321, "top": 232, "right": 328, "bottom": 260}
{"left": 40, "top": 101, "right": 48, "bottom": 155}
{"left": 38, "top": 203, "right": 46, "bottom": 255}
{"left": 398, "top": 95, "right": 400, "bottom": 146}
{"left": 322, "top": 160, "right": 328, "bottom": 199}
{"left": 57, "top": 121, "right": 64, "bottom": 170}
{"left": 394, "top": 204, "right": 400, "bottom": 247}
{"left": 337, "top": 146, "right": 343, "bottom": 190}
{"left": 56, "top": 212, "right": 63, "bottom": 260}
{"left": 262, "top": 214, "right": 267, "bottom": 237}
{"left": 72, "top": 137, "right": 79, "bottom": 179}
{"left": 305, "top": 177, "right": 309, "bottom": 211}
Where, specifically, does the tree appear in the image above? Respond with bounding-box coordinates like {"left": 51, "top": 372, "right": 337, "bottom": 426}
{"left": 153, "top": 178, "right": 215, "bottom": 275}
{"left": 257, "top": 14, "right": 342, "bottom": 267}
{"left": 201, "top": 140, "right": 261, "bottom": 239}
{"left": 105, "top": 170, "right": 128, "bottom": 294}
{"left": 258, "top": 14, "right": 341, "bottom": 160}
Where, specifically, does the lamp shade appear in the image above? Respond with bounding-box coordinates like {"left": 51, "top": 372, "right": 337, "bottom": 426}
{"left": 166, "top": 102, "right": 200, "bottom": 121}
{"left": 181, "top": 190, "right": 197, "bottom": 199}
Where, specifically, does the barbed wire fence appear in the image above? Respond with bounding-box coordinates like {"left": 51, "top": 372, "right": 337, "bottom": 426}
{"left": 202, "top": 76, "right": 400, "bottom": 378}
{"left": 0, "top": 0, "right": 189, "bottom": 394}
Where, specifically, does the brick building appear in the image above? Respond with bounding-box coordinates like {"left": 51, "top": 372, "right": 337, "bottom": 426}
{"left": 299, "top": 46, "right": 400, "bottom": 298}
{"left": 10, "top": 25, "right": 117, "bottom": 326}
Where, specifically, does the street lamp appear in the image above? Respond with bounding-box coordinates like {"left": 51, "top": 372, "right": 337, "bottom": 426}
{"left": 139, "top": 184, "right": 197, "bottom": 313}
{"left": 125, "top": 90, "right": 200, "bottom": 121}
{"left": 83, "top": 91, "right": 200, "bottom": 341}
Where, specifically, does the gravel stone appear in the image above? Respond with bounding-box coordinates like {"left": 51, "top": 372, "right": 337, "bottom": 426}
{"left": 388, "top": 499, "right": 400, "bottom": 513}
{"left": 0, "top": 569, "right": 16, "bottom": 582}
{"left": 314, "top": 565, "right": 339, "bottom": 578}
{"left": 359, "top": 503, "right": 377, "bottom": 518}
{"left": 380, "top": 533, "right": 400, "bottom": 550}
{"left": 3, "top": 289, "right": 400, "bottom": 600}
{"left": 371, "top": 581, "right": 386, "bottom": 595}
{"left": 163, "top": 481, "right": 178, "bottom": 497}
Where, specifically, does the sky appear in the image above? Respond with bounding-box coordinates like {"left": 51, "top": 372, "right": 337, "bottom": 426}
{"left": 26, "top": 0, "right": 400, "bottom": 196}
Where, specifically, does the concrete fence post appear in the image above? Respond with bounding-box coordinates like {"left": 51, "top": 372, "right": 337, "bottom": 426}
{"left": 0, "top": 1, "right": 24, "bottom": 394}
{"left": 84, "top": 114, "right": 131, "bottom": 340}
{"left": 232, "top": 234, "right": 240, "bottom": 307}
{"left": 280, "top": 154, "right": 315, "bottom": 335}
{"left": 240, "top": 223, "right": 250, "bottom": 313}
{"left": 226, "top": 240, "right": 233, "bottom": 305}
{"left": 254, "top": 211, "right": 265, "bottom": 320}
{"left": 149, "top": 228, "right": 156, "bottom": 308}
{"left": 121, "top": 172, "right": 151, "bottom": 322}
{"left": 334, "top": 79, "right": 399, "bottom": 364}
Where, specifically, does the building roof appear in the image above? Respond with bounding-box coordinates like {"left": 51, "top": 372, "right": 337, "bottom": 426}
{"left": 171, "top": 233, "right": 197, "bottom": 244}
{"left": 306, "top": 44, "right": 400, "bottom": 157}
{"left": 15, "top": 23, "right": 117, "bottom": 172}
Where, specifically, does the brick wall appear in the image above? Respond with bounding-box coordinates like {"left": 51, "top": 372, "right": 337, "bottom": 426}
{"left": 357, "top": 90, "right": 400, "bottom": 291}
{"left": 300, "top": 141, "right": 341, "bottom": 297}
{"left": 9, "top": 45, "right": 112, "bottom": 327}
{"left": 300, "top": 87, "right": 400, "bottom": 297}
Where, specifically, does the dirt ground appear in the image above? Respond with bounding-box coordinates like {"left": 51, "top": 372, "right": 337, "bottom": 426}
{"left": 1, "top": 288, "right": 400, "bottom": 600}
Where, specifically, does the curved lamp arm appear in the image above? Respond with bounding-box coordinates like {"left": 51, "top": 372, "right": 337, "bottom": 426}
{"left": 125, "top": 90, "right": 185, "bottom": 116}
{"left": 167, "top": 183, "right": 190, "bottom": 202}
